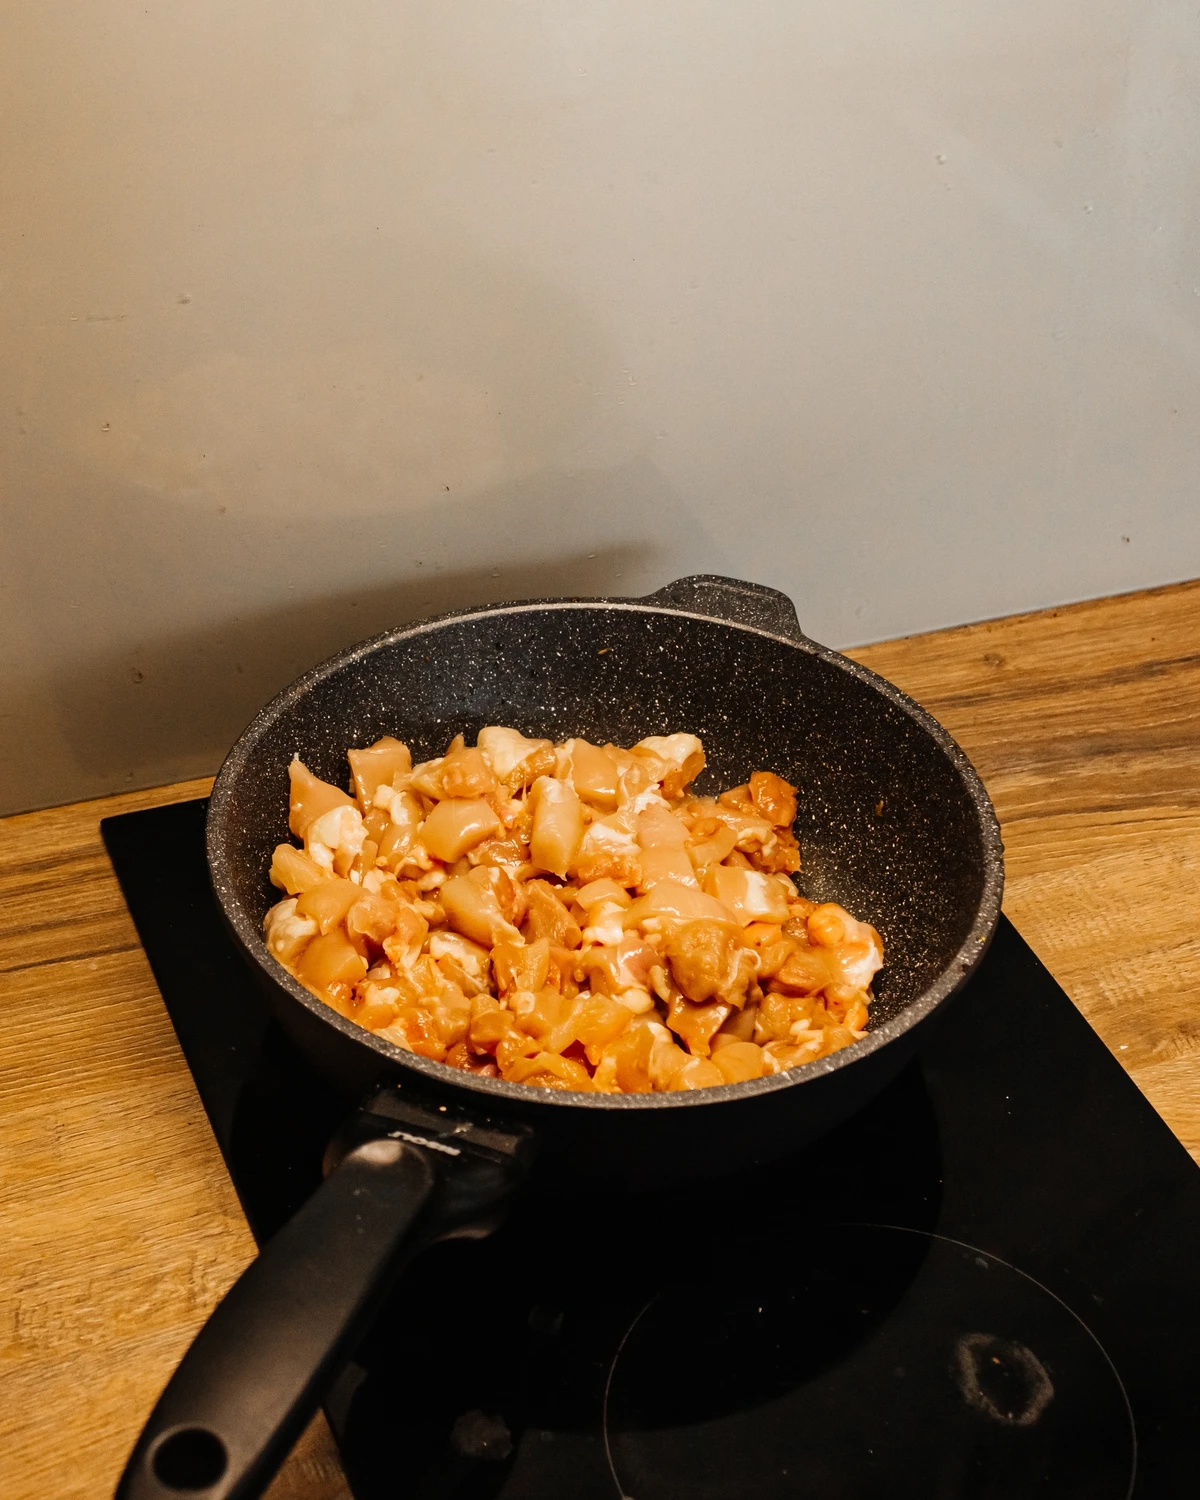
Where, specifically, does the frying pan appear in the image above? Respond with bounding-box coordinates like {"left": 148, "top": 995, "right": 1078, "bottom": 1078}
{"left": 116, "top": 575, "right": 1003, "bottom": 1500}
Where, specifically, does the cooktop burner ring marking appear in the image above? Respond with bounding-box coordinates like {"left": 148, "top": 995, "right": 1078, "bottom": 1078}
{"left": 601, "top": 1222, "right": 1137, "bottom": 1500}
{"left": 863, "top": 1223, "right": 1137, "bottom": 1499}
{"left": 602, "top": 1293, "right": 656, "bottom": 1500}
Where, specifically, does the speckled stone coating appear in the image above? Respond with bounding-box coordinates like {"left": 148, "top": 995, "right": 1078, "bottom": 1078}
{"left": 206, "top": 575, "right": 1003, "bottom": 1169}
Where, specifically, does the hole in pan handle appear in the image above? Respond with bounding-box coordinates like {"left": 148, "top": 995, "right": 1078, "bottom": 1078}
{"left": 114, "top": 1108, "right": 534, "bottom": 1500}
{"left": 639, "top": 575, "right": 806, "bottom": 642}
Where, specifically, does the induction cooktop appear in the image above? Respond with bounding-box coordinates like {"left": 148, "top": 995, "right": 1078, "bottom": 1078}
{"left": 102, "top": 799, "right": 1200, "bottom": 1499}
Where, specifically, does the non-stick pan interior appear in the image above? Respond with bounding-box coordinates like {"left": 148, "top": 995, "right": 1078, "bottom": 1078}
{"left": 213, "top": 603, "right": 995, "bottom": 1029}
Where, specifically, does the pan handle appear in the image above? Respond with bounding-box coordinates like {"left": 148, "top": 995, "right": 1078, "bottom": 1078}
{"left": 641, "top": 575, "right": 807, "bottom": 642}
{"left": 115, "top": 1106, "right": 533, "bottom": 1500}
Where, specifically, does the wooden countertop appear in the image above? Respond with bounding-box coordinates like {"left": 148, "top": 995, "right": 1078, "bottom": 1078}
{"left": 3, "top": 580, "right": 1199, "bottom": 1500}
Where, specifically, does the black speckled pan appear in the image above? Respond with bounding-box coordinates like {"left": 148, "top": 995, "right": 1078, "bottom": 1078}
{"left": 119, "top": 576, "right": 1003, "bottom": 1500}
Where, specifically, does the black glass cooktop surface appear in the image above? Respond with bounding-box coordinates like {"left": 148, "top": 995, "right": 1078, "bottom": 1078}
{"left": 102, "top": 799, "right": 1200, "bottom": 1499}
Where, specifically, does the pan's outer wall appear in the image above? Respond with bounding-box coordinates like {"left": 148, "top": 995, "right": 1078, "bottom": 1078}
{"left": 209, "top": 595, "right": 1002, "bottom": 1175}
{"left": 261, "top": 970, "right": 919, "bottom": 1178}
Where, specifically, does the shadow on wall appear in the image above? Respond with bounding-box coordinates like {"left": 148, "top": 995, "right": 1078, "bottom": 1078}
{"left": 3, "top": 453, "right": 696, "bottom": 811}
{"left": 2, "top": 232, "right": 716, "bottom": 811}
{"left": 53, "top": 537, "right": 657, "bottom": 790}
{"left": 4, "top": 446, "right": 695, "bottom": 812}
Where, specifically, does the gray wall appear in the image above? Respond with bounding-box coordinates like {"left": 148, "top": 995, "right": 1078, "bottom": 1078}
{"left": 4, "top": 2, "right": 1199, "bottom": 815}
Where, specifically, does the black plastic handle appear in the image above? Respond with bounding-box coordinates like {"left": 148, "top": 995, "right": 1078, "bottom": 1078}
{"left": 641, "top": 575, "right": 806, "bottom": 642}
{"left": 116, "top": 1096, "right": 534, "bottom": 1500}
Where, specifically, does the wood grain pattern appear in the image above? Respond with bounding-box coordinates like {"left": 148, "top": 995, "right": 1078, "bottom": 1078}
{"left": 2, "top": 581, "right": 1198, "bottom": 1499}
{"left": 848, "top": 578, "right": 1200, "bottom": 1163}
{"left": 0, "top": 780, "right": 351, "bottom": 1500}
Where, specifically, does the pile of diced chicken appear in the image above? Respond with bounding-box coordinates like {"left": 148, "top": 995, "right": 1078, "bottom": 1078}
{"left": 264, "top": 728, "right": 883, "bottom": 1093}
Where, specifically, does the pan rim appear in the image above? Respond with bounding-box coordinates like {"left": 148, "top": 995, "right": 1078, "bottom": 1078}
{"left": 207, "top": 594, "right": 1005, "bottom": 1113}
